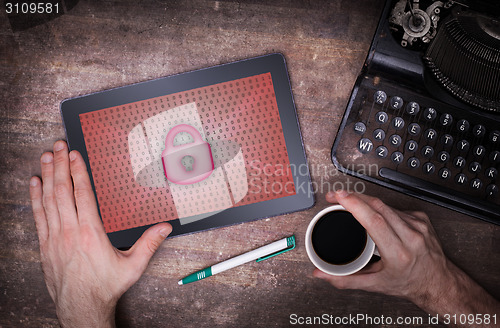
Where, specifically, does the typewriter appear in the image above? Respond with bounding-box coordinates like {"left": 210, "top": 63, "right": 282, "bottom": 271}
{"left": 332, "top": 0, "right": 500, "bottom": 224}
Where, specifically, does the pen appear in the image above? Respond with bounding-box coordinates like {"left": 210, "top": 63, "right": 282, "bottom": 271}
{"left": 178, "top": 235, "right": 296, "bottom": 285}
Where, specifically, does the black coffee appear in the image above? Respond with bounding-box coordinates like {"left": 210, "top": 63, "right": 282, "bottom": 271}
{"left": 311, "top": 210, "right": 367, "bottom": 265}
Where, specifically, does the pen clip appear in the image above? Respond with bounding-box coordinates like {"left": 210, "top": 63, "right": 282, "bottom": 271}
{"left": 256, "top": 235, "right": 296, "bottom": 262}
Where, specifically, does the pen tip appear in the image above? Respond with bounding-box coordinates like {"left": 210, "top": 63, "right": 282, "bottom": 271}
{"left": 178, "top": 280, "right": 183, "bottom": 285}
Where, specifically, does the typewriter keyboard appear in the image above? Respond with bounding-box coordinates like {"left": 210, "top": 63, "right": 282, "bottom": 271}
{"left": 332, "top": 76, "right": 500, "bottom": 224}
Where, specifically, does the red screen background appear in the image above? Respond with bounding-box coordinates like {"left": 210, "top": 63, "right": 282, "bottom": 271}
{"left": 80, "top": 73, "right": 295, "bottom": 233}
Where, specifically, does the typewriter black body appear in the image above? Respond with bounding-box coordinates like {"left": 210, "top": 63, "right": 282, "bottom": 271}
{"left": 332, "top": 0, "right": 500, "bottom": 224}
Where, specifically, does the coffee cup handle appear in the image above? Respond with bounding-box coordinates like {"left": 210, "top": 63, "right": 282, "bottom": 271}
{"left": 368, "top": 246, "right": 381, "bottom": 265}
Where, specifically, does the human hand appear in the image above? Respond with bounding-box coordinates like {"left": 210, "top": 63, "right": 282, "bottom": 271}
{"left": 29, "top": 140, "right": 172, "bottom": 328}
{"left": 313, "top": 191, "right": 499, "bottom": 325}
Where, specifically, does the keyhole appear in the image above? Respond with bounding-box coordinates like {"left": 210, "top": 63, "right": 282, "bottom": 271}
{"left": 181, "top": 155, "right": 194, "bottom": 172}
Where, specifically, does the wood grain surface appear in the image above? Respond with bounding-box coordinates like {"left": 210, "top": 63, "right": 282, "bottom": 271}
{"left": 1, "top": 1, "right": 499, "bottom": 327}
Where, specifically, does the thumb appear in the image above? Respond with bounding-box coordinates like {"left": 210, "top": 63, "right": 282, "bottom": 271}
{"left": 127, "top": 223, "right": 173, "bottom": 272}
{"left": 312, "top": 264, "right": 382, "bottom": 292}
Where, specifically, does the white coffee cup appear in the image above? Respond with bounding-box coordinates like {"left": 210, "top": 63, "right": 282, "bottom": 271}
{"left": 305, "top": 205, "right": 379, "bottom": 276}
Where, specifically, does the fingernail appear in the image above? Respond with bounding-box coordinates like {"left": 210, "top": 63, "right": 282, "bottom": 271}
{"left": 336, "top": 189, "right": 349, "bottom": 198}
{"left": 54, "top": 141, "right": 65, "bottom": 152}
{"left": 41, "top": 153, "right": 53, "bottom": 163}
{"left": 159, "top": 228, "right": 170, "bottom": 238}
{"left": 326, "top": 191, "right": 335, "bottom": 198}
{"left": 69, "top": 151, "right": 77, "bottom": 161}
{"left": 30, "top": 177, "right": 38, "bottom": 187}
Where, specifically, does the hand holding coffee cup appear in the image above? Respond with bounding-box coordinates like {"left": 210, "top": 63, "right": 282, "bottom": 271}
{"left": 306, "top": 191, "right": 500, "bottom": 325}
{"left": 310, "top": 191, "right": 460, "bottom": 310}
{"left": 306, "top": 204, "right": 379, "bottom": 276}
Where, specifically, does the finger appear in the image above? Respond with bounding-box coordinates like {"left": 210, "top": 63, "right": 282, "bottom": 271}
{"left": 334, "top": 190, "right": 402, "bottom": 252}
{"left": 30, "top": 176, "right": 49, "bottom": 244}
{"left": 350, "top": 193, "right": 416, "bottom": 239}
{"left": 400, "top": 211, "right": 439, "bottom": 242}
{"left": 313, "top": 268, "right": 380, "bottom": 292}
{"left": 404, "top": 210, "right": 430, "bottom": 223}
{"left": 325, "top": 191, "right": 339, "bottom": 204}
{"left": 69, "top": 150, "right": 102, "bottom": 228}
{"left": 53, "top": 141, "right": 78, "bottom": 228}
{"left": 126, "top": 223, "right": 172, "bottom": 274}
{"left": 360, "top": 259, "right": 384, "bottom": 274}
{"left": 40, "top": 152, "right": 61, "bottom": 233}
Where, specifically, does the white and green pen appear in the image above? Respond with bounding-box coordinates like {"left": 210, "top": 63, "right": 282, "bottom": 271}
{"left": 178, "top": 235, "right": 295, "bottom": 285}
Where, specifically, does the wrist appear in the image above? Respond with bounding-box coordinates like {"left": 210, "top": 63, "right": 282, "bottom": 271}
{"left": 57, "top": 307, "right": 115, "bottom": 328}
{"left": 409, "top": 258, "right": 460, "bottom": 314}
{"left": 56, "top": 295, "right": 117, "bottom": 328}
{"left": 409, "top": 259, "right": 497, "bottom": 318}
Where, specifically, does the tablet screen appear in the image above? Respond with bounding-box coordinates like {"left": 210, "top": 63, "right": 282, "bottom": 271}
{"left": 79, "top": 72, "right": 296, "bottom": 233}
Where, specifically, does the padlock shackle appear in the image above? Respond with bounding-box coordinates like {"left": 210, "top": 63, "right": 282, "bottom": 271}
{"left": 165, "top": 124, "right": 204, "bottom": 148}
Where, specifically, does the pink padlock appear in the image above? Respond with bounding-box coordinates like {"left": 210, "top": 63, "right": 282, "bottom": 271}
{"left": 161, "top": 124, "right": 214, "bottom": 185}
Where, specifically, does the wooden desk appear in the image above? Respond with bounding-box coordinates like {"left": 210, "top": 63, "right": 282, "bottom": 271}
{"left": 1, "top": 1, "right": 498, "bottom": 327}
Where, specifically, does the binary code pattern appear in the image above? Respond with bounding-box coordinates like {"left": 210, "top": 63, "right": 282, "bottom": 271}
{"left": 80, "top": 73, "right": 295, "bottom": 233}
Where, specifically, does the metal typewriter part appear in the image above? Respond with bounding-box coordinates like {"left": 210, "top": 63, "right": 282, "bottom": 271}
{"left": 424, "top": 8, "right": 500, "bottom": 112}
{"left": 332, "top": 0, "right": 500, "bottom": 225}
{"left": 389, "top": 0, "right": 454, "bottom": 48}
{"left": 389, "top": 0, "right": 500, "bottom": 112}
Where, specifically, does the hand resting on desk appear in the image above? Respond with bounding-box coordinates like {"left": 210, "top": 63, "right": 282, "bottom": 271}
{"left": 29, "top": 140, "right": 172, "bottom": 328}
{"left": 314, "top": 190, "right": 499, "bottom": 327}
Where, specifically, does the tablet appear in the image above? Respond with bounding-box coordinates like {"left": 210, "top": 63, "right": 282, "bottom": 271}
{"left": 61, "top": 54, "right": 313, "bottom": 249}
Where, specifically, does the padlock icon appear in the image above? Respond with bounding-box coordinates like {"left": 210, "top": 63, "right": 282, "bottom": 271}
{"left": 161, "top": 124, "right": 214, "bottom": 185}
